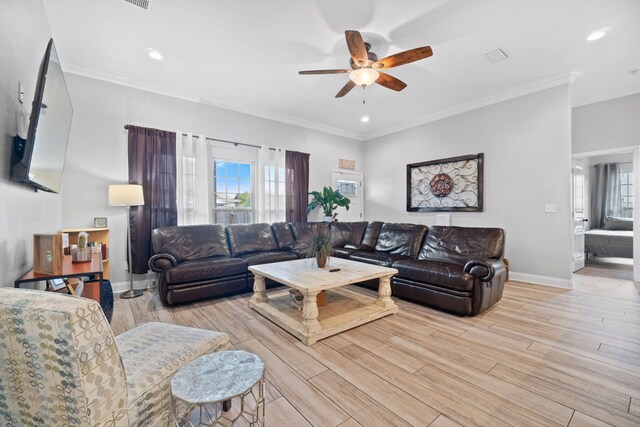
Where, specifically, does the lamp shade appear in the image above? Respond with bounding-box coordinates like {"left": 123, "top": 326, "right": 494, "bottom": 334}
{"left": 349, "top": 68, "right": 379, "bottom": 87}
{"left": 108, "top": 184, "right": 145, "bottom": 207}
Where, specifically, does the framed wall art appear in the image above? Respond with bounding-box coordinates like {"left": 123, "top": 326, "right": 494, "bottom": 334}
{"left": 93, "top": 217, "right": 108, "bottom": 228}
{"left": 407, "top": 153, "right": 484, "bottom": 212}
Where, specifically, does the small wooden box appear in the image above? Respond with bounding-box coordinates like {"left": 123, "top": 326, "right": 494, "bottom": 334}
{"left": 34, "top": 234, "right": 63, "bottom": 275}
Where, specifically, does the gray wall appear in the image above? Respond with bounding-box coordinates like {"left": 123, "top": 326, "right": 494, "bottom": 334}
{"left": 573, "top": 93, "right": 640, "bottom": 154}
{"left": 0, "top": 1, "right": 63, "bottom": 287}
{"left": 62, "top": 74, "right": 364, "bottom": 285}
{"left": 363, "top": 85, "right": 574, "bottom": 286}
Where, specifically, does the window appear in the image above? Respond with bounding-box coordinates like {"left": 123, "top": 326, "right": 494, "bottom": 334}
{"left": 336, "top": 179, "right": 357, "bottom": 198}
{"left": 213, "top": 160, "right": 253, "bottom": 225}
{"left": 620, "top": 163, "right": 633, "bottom": 217}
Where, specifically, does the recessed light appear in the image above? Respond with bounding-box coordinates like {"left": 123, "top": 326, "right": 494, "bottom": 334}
{"left": 148, "top": 49, "right": 163, "bottom": 60}
{"left": 587, "top": 28, "right": 609, "bottom": 41}
{"left": 361, "top": 115, "right": 370, "bottom": 123}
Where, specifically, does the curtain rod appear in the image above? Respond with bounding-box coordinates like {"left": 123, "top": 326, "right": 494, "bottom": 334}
{"left": 124, "top": 125, "right": 277, "bottom": 151}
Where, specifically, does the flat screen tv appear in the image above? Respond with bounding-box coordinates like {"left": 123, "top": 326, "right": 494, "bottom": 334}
{"left": 11, "top": 38, "right": 73, "bottom": 193}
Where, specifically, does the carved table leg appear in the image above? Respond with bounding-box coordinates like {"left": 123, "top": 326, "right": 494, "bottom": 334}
{"left": 376, "top": 275, "right": 396, "bottom": 309}
{"left": 302, "top": 291, "right": 322, "bottom": 334}
{"left": 251, "top": 274, "right": 268, "bottom": 304}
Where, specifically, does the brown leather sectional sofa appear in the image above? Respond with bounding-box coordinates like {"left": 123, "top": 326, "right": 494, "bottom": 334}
{"left": 149, "top": 221, "right": 507, "bottom": 316}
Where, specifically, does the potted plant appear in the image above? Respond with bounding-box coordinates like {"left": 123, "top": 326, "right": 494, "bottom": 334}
{"left": 303, "top": 230, "right": 333, "bottom": 268}
{"left": 307, "top": 186, "right": 351, "bottom": 221}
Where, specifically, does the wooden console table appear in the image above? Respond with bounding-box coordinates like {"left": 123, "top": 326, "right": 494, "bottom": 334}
{"left": 14, "top": 253, "right": 104, "bottom": 303}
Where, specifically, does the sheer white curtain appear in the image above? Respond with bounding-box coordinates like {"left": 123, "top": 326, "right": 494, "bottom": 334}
{"left": 176, "top": 132, "right": 211, "bottom": 225}
{"left": 257, "top": 145, "right": 286, "bottom": 223}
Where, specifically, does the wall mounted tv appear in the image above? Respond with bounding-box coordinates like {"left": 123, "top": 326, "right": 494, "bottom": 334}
{"left": 11, "top": 38, "right": 73, "bottom": 193}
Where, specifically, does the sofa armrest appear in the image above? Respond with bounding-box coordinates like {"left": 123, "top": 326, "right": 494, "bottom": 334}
{"left": 148, "top": 253, "right": 178, "bottom": 273}
{"left": 464, "top": 259, "right": 505, "bottom": 282}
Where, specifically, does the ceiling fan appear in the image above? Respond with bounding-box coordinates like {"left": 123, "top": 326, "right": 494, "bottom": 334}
{"left": 298, "top": 30, "right": 433, "bottom": 98}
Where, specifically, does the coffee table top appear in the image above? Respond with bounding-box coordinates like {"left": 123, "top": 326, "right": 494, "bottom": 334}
{"left": 171, "top": 350, "right": 264, "bottom": 404}
{"left": 248, "top": 258, "right": 397, "bottom": 293}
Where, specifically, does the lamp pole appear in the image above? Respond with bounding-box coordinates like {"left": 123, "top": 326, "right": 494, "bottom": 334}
{"left": 121, "top": 205, "right": 143, "bottom": 299}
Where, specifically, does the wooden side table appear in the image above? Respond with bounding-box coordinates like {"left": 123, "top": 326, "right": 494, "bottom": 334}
{"left": 171, "top": 350, "right": 265, "bottom": 426}
{"left": 14, "top": 253, "right": 104, "bottom": 304}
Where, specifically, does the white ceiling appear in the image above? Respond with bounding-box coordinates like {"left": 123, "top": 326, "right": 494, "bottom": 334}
{"left": 43, "top": 0, "right": 640, "bottom": 140}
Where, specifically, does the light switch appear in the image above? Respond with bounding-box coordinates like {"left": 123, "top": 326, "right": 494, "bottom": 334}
{"left": 544, "top": 204, "right": 556, "bottom": 213}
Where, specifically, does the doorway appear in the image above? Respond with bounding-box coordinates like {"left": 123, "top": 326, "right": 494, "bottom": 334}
{"left": 572, "top": 146, "right": 639, "bottom": 283}
{"left": 331, "top": 170, "right": 363, "bottom": 222}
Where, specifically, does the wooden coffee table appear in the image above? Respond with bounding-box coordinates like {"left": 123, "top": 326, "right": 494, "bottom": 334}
{"left": 248, "top": 258, "right": 398, "bottom": 346}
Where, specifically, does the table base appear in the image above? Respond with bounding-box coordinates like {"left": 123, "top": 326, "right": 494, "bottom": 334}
{"left": 249, "top": 286, "right": 398, "bottom": 346}
{"left": 172, "top": 377, "right": 265, "bottom": 426}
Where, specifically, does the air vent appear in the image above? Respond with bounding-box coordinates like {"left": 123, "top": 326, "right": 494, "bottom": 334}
{"left": 484, "top": 48, "right": 509, "bottom": 64}
{"left": 124, "top": 0, "right": 150, "bottom": 10}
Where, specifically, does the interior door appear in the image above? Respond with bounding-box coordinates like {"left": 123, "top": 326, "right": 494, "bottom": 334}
{"left": 331, "top": 170, "right": 363, "bottom": 222}
{"left": 572, "top": 159, "right": 587, "bottom": 272}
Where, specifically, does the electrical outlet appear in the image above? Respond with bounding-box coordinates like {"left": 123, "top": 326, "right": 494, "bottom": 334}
{"left": 544, "top": 204, "right": 556, "bottom": 213}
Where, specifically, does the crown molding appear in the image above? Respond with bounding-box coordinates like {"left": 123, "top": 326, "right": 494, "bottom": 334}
{"left": 66, "top": 59, "right": 633, "bottom": 143}
{"left": 361, "top": 70, "right": 584, "bottom": 141}
{"left": 63, "top": 60, "right": 364, "bottom": 141}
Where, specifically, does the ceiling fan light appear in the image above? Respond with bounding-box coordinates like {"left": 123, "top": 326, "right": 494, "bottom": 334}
{"left": 349, "top": 68, "right": 379, "bottom": 87}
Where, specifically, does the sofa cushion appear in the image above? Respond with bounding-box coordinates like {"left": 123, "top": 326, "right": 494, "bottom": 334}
{"left": 226, "top": 223, "right": 278, "bottom": 256}
{"left": 331, "top": 221, "right": 368, "bottom": 248}
{"left": 272, "top": 222, "right": 295, "bottom": 250}
{"left": 419, "top": 226, "right": 505, "bottom": 265}
{"left": 152, "top": 225, "right": 230, "bottom": 262}
{"left": 374, "top": 223, "right": 428, "bottom": 257}
{"left": 290, "top": 221, "right": 330, "bottom": 242}
{"left": 393, "top": 259, "right": 475, "bottom": 292}
{"left": 290, "top": 221, "right": 331, "bottom": 255}
{"left": 333, "top": 247, "right": 357, "bottom": 259}
{"left": 165, "top": 257, "right": 247, "bottom": 284}
{"left": 238, "top": 250, "right": 298, "bottom": 266}
{"left": 360, "top": 221, "right": 384, "bottom": 251}
{"left": 350, "top": 250, "right": 412, "bottom": 267}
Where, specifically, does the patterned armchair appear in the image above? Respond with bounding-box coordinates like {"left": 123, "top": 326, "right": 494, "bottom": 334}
{"left": 0, "top": 288, "right": 230, "bottom": 426}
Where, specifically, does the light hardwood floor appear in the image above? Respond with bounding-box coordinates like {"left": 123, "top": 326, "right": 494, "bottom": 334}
{"left": 113, "top": 266, "right": 640, "bottom": 427}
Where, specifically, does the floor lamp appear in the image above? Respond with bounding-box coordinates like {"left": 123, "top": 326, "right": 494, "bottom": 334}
{"left": 108, "top": 184, "right": 145, "bottom": 299}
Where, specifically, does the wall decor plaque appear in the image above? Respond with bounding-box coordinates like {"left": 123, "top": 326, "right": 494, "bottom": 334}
{"left": 407, "top": 153, "right": 483, "bottom": 212}
{"left": 338, "top": 159, "right": 356, "bottom": 170}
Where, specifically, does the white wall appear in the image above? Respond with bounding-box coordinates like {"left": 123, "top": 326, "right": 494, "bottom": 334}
{"left": 62, "top": 74, "right": 363, "bottom": 286}
{"left": 0, "top": 1, "right": 64, "bottom": 287}
{"left": 364, "top": 85, "right": 574, "bottom": 287}
{"left": 573, "top": 93, "right": 640, "bottom": 154}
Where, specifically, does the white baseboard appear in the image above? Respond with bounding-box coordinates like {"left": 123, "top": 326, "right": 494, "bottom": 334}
{"left": 111, "top": 277, "right": 155, "bottom": 294}
{"left": 509, "top": 272, "right": 574, "bottom": 289}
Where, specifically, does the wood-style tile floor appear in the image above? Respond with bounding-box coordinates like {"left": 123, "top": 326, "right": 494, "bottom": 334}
{"left": 112, "top": 264, "right": 640, "bottom": 427}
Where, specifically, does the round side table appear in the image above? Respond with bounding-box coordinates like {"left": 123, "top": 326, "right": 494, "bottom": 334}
{"left": 171, "top": 350, "right": 265, "bottom": 426}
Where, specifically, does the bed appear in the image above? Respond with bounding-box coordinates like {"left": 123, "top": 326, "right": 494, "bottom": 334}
{"left": 585, "top": 216, "right": 633, "bottom": 258}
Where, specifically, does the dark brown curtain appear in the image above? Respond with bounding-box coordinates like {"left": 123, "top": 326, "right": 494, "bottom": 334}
{"left": 285, "top": 150, "right": 310, "bottom": 222}
{"left": 128, "top": 125, "right": 177, "bottom": 274}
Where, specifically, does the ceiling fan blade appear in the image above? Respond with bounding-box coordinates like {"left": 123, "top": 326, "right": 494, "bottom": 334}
{"left": 298, "top": 69, "right": 351, "bottom": 75}
{"left": 335, "top": 80, "right": 356, "bottom": 98}
{"left": 375, "top": 72, "right": 407, "bottom": 91}
{"left": 345, "top": 30, "right": 368, "bottom": 65}
{"left": 375, "top": 46, "right": 433, "bottom": 69}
